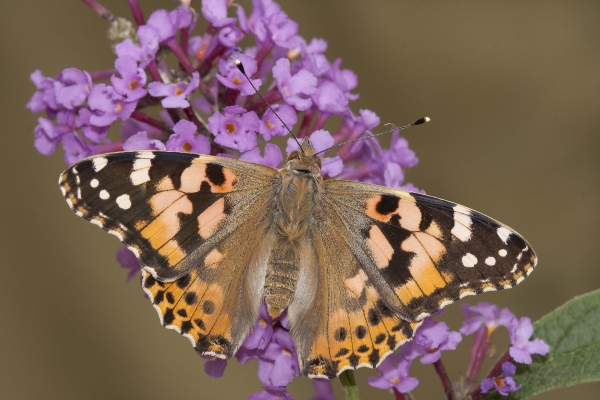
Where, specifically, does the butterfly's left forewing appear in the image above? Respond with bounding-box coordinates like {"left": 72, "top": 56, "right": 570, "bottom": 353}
{"left": 60, "top": 151, "right": 279, "bottom": 357}
{"left": 324, "top": 180, "right": 537, "bottom": 322}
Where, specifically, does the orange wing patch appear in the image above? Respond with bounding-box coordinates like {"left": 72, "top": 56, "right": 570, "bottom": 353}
{"left": 142, "top": 269, "right": 234, "bottom": 357}
{"left": 305, "top": 281, "right": 420, "bottom": 378}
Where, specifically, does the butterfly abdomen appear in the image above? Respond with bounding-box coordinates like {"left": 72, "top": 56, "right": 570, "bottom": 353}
{"left": 265, "top": 171, "right": 321, "bottom": 318}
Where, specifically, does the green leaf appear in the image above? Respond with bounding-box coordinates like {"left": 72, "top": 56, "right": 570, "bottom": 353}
{"left": 506, "top": 289, "right": 600, "bottom": 399}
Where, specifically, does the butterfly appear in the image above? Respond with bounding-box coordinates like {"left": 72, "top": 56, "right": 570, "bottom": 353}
{"left": 59, "top": 137, "right": 537, "bottom": 379}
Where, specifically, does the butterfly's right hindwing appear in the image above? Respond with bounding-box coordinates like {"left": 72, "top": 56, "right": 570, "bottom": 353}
{"left": 59, "top": 151, "right": 277, "bottom": 281}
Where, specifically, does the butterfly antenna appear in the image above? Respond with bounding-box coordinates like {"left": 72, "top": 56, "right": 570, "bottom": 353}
{"left": 314, "top": 117, "right": 430, "bottom": 156}
{"left": 235, "top": 59, "right": 304, "bottom": 154}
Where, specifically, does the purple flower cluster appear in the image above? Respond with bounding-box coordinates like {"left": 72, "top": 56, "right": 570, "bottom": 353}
{"left": 366, "top": 304, "right": 549, "bottom": 398}
{"left": 202, "top": 304, "right": 302, "bottom": 399}
{"left": 27, "top": 0, "right": 420, "bottom": 189}
{"left": 460, "top": 303, "right": 549, "bottom": 397}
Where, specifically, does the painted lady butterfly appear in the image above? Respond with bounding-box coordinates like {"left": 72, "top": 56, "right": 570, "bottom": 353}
{"left": 59, "top": 136, "right": 536, "bottom": 378}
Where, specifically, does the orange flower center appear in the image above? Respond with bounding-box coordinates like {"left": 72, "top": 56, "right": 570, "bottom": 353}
{"left": 390, "top": 377, "right": 400, "bottom": 384}
{"left": 282, "top": 348, "right": 293, "bottom": 356}
{"left": 427, "top": 347, "right": 439, "bottom": 354}
{"left": 129, "top": 80, "right": 139, "bottom": 90}
{"left": 225, "top": 122, "right": 236, "bottom": 133}
{"left": 182, "top": 142, "right": 192, "bottom": 152}
{"left": 232, "top": 76, "right": 242, "bottom": 85}
{"left": 265, "top": 120, "right": 274, "bottom": 129}
{"left": 175, "top": 87, "right": 185, "bottom": 95}
{"left": 495, "top": 378, "right": 505, "bottom": 387}
{"left": 114, "top": 102, "right": 123, "bottom": 113}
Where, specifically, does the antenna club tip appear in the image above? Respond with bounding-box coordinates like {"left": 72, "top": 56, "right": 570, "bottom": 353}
{"left": 414, "top": 117, "right": 430, "bottom": 125}
{"left": 234, "top": 59, "right": 246, "bottom": 74}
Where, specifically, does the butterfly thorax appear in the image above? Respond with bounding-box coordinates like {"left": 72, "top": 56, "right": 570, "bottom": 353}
{"left": 264, "top": 139, "right": 323, "bottom": 318}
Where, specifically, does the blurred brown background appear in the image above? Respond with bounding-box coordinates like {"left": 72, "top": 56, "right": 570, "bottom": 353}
{"left": 1, "top": 0, "right": 599, "bottom": 399}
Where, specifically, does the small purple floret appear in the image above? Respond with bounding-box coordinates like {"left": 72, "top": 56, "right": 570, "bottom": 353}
{"left": 116, "top": 247, "right": 141, "bottom": 281}
{"left": 273, "top": 58, "right": 317, "bottom": 111}
{"left": 111, "top": 56, "right": 148, "bottom": 102}
{"left": 217, "top": 55, "right": 262, "bottom": 96}
{"left": 166, "top": 120, "right": 211, "bottom": 154}
{"left": 368, "top": 354, "right": 419, "bottom": 393}
{"left": 508, "top": 317, "right": 550, "bottom": 364}
{"left": 401, "top": 316, "right": 462, "bottom": 364}
{"left": 240, "top": 144, "right": 283, "bottom": 168}
{"left": 148, "top": 72, "right": 200, "bottom": 108}
{"left": 208, "top": 106, "right": 258, "bottom": 152}
{"left": 480, "top": 362, "right": 521, "bottom": 396}
{"left": 123, "top": 132, "right": 166, "bottom": 151}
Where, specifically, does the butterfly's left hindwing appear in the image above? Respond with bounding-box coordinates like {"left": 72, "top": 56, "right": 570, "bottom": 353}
{"left": 60, "top": 151, "right": 279, "bottom": 357}
{"left": 324, "top": 180, "right": 537, "bottom": 322}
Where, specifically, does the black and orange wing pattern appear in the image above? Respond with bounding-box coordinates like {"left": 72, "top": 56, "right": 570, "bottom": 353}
{"left": 59, "top": 151, "right": 279, "bottom": 357}
{"left": 325, "top": 180, "right": 537, "bottom": 322}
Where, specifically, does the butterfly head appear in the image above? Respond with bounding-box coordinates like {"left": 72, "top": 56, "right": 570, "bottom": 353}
{"left": 286, "top": 137, "right": 323, "bottom": 177}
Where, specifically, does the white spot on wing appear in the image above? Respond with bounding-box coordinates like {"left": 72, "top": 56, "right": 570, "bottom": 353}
{"left": 485, "top": 257, "right": 496, "bottom": 266}
{"left": 497, "top": 227, "right": 511, "bottom": 244}
{"left": 133, "top": 158, "right": 152, "bottom": 170}
{"left": 99, "top": 189, "right": 110, "bottom": 200}
{"left": 462, "top": 253, "right": 477, "bottom": 267}
{"left": 439, "top": 299, "right": 454, "bottom": 309}
{"left": 108, "top": 230, "right": 124, "bottom": 240}
{"left": 116, "top": 194, "right": 132, "bottom": 209}
{"left": 93, "top": 157, "right": 108, "bottom": 172}
{"left": 499, "top": 249, "right": 507, "bottom": 257}
{"left": 60, "top": 186, "right": 66, "bottom": 196}
{"left": 482, "top": 286, "right": 497, "bottom": 293}
{"left": 459, "top": 290, "right": 476, "bottom": 299}
{"left": 128, "top": 246, "right": 140, "bottom": 258}
{"left": 136, "top": 152, "right": 156, "bottom": 159}
{"left": 77, "top": 188, "right": 82, "bottom": 199}
{"left": 131, "top": 168, "right": 150, "bottom": 185}
{"left": 511, "top": 263, "right": 518, "bottom": 273}
{"left": 90, "top": 179, "right": 99, "bottom": 188}
{"left": 451, "top": 205, "right": 472, "bottom": 242}
{"left": 516, "top": 276, "right": 525, "bottom": 284}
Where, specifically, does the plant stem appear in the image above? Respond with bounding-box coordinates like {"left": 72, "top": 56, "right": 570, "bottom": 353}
{"left": 88, "top": 69, "right": 117, "bottom": 81}
{"left": 392, "top": 388, "right": 406, "bottom": 400}
{"left": 466, "top": 326, "right": 488, "bottom": 383}
{"left": 433, "top": 359, "right": 454, "bottom": 400}
{"left": 339, "top": 370, "right": 360, "bottom": 400}
{"left": 130, "top": 110, "right": 168, "bottom": 131}
{"left": 81, "top": 0, "right": 114, "bottom": 21}
{"left": 126, "top": 0, "right": 145, "bottom": 26}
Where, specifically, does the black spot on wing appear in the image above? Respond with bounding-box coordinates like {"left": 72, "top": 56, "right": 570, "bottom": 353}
{"left": 202, "top": 300, "right": 215, "bottom": 315}
{"left": 354, "top": 325, "right": 367, "bottom": 340}
{"left": 163, "top": 308, "right": 175, "bottom": 325}
{"left": 166, "top": 292, "right": 175, "bottom": 304}
{"left": 375, "top": 194, "right": 399, "bottom": 215}
{"left": 334, "top": 327, "right": 347, "bottom": 342}
{"left": 180, "top": 320, "right": 193, "bottom": 334}
{"left": 184, "top": 292, "right": 198, "bottom": 305}
{"left": 206, "top": 163, "right": 226, "bottom": 186}
{"left": 334, "top": 348, "right": 350, "bottom": 357}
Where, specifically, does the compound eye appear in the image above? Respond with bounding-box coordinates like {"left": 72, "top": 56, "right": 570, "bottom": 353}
{"left": 287, "top": 150, "right": 300, "bottom": 161}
